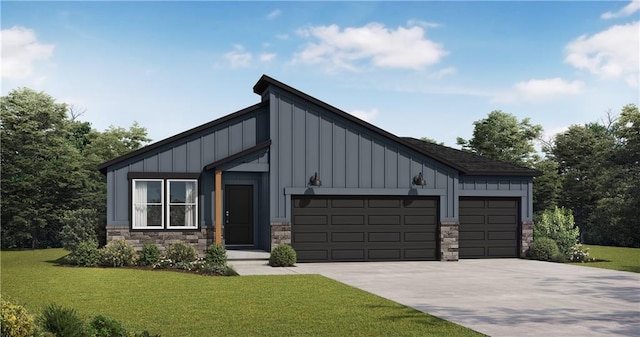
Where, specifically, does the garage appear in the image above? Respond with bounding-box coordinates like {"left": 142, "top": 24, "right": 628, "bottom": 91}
{"left": 292, "top": 196, "right": 438, "bottom": 262}
{"left": 459, "top": 198, "right": 519, "bottom": 258}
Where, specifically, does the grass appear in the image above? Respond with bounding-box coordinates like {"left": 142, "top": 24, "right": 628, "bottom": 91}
{"left": 580, "top": 245, "right": 640, "bottom": 273}
{"left": 1, "top": 249, "right": 483, "bottom": 337}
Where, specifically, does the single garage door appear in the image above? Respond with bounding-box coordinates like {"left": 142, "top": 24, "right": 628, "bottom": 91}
{"left": 459, "top": 198, "right": 519, "bottom": 258}
{"left": 292, "top": 196, "right": 438, "bottom": 262}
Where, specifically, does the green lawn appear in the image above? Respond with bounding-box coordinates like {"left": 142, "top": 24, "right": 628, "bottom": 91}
{"left": 581, "top": 245, "right": 640, "bottom": 273}
{"left": 1, "top": 249, "right": 483, "bottom": 337}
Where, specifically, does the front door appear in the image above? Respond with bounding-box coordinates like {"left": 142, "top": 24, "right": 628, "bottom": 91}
{"left": 224, "top": 185, "right": 254, "bottom": 245}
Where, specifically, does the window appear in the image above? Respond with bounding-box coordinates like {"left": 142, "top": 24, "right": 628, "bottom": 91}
{"left": 132, "top": 179, "right": 198, "bottom": 229}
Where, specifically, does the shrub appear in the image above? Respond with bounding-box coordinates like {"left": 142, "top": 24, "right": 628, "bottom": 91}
{"left": 205, "top": 244, "right": 227, "bottom": 267}
{"left": 534, "top": 206, "right": 579, "bottom": 257}
{"left": 138, "top": 244, "right": 161, "bottom": 266}
{"left": 269, "top": 244, "right": 297, "bottom": 267}
{"left": 1, "top": 298, "right": 38, "bottom": 337}
{"left": 39, "top": 304, "right": 85, "bottom": 337}
{"left": 165, "top": 241, "right": 198, "bottom": 263}
{"left": 87, "top": 315, "right": 127, "bottom": 337}
{"left": 529, "top": 237, "right": 560, "bottom": 261}
{"left": 132, "top": 331, "right": 161, "bottom": 337}
{"left": 70, "top": 240, "right": 100, "bottom": 267}
{"left": 568, "top": 244, "right": 593, "bottom": 262}
{"left": 99, "top": 240, "right": 137, "bottom": 267}
{"left": 59, "top": 208, "right": 99, "bottom": 252}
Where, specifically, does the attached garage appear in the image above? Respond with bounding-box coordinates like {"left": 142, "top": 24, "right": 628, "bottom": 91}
{"left": 459, "top": 198, "right": 519, "bottom": 258}
{"left": 292, "top": 196, "right": 438, "bottom": 262}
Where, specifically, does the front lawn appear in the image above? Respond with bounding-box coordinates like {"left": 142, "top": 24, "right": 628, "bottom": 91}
{"left": 581, "top": 245, "right": 640, "bottom": 273}
{"left": 1, "top": 249, "right": 483, "bottom": 337}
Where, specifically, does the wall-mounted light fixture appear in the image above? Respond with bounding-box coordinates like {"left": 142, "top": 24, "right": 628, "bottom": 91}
{"left": 413, "top": 172, "right": 426, "bottom": 186}
{"left": 309, "top": 172, "right": 322, "bottom": 186}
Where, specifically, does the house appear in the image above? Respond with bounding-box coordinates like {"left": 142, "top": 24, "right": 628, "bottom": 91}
{"left": 98, "top": 75, "right": 540, "bottom": 262}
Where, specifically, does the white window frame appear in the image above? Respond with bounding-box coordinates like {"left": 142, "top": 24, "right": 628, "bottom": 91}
{"left": 132, "top": 179, "right": 164, "bottom": 229}
{"left": 166, "top": 179, "right": 198, "bottom": 229}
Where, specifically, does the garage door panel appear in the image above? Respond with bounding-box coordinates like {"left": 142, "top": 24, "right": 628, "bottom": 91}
{"left": 488, "top": 231, "right": 517, "bottom": 240}
{"left": 404, "top": 199, "right": 437, "bottom": 208}
{"left": 369, "top": 215, "right": 401, "bottom": 225}
{"left": 369, "top": 232, "right": 401, "bottom": 242}
{"left": 294, "top": 199, "right": 328, "bottom": 208}
{"left": 293, "top": 232, "right": 328, "bottom": 243}
{"left": 368, "top": 199, "right": 401, "bottom": 208}
{"left": 331, "top": 232, "right": 365, "bottom": 242}
{"left": 460, "top": 198, "right": 519, "bottom": 259}
{"left": 332, "top": 215, "right": 365, "bottom": 225}
{"left": 293, "top": 196, "right": 438, "bottom": 262}
{"left": 293, "top": 215, "right": 328, "bottom": 225}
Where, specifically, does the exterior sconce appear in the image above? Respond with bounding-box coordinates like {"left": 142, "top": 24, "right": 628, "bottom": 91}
{"left": 309, "top": 172, "right": 322, "bottom": 186}
{"left": 413, "top": 172, "right": 426, "bottom": 186}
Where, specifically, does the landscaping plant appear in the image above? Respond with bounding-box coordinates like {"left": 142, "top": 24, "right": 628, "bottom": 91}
{"left": 269, "top": 244, "right": 297, "bottom": 267}
{"left": 40, "top": 304, "right": 86, "bottom": 337}
{"left": 534, "top": 206, "right": 579, "bottom": 257}
{"left": 59, "top": 208, "right": 99, "bottom": 252}
{"left": 1, "top": 297, "right": 38, "bottom": 337}
{"left": 138, "top": 243, "right": 161, "bottom": 266}
{"left": 528, "top": 237, "right": 560, "bottom": 261}
{"left": 69, "top": 239, "right": 100, "bottom": 267}
{"left": 164, "top": 241, "right": 198, "bottom": 263}
{"left": 99, "top": 240, "right": 137, "bottom": 267}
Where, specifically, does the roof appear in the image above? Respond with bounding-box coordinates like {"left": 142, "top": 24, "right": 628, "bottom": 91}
{"left": 99, "top": 75, "right": 540, "bottom": 177}
{"left": 97, "top": 100, "right": 268, "bottom": 174}
{"left": 254, "top": 75, "right": 540, "bottom": 177}
{"left": 401, "top": 137, "right": 541, "bottom": 176}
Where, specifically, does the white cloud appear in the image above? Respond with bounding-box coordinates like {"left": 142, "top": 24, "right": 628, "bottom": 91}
{"left": 565, "top": 21, "right": 639, "bottom": 87}
{"left": 601, "top": 0, "right": 640, "bottom": 19}
{"left": 407, "top": 19, "right": 441, "bottom": 28}
{"left": 348, "top": 108, "right": 379, "bottom": 123}
{"left": 493, "top": 78, "right": 584, "bottom": 103}
{"left": 267, "top": 9, "right": 282, "bottom": 20}
{"left": 294, "top": 23, "right": 447, "bottom": 72}
{"left": 429, "top": 66, "right": 456, "bottom": 79}
{"left": 224, "top": 45, "right": 252, "bottom": 68}
{"left": 259, "top": 52, "right": 276, "bottom": 62}
{"left": 0, "top": 26, "right": 54, "bottom": 80}
{"left": 276, "top": 33, "right": 289, "bottom": 40}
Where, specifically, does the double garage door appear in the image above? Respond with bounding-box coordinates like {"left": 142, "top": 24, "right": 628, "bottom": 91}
{"left": 292, "top": 196, "right": 438, "bottom": 262}
{"left": 292, "top": 195, "right": 519, "bottom": 262}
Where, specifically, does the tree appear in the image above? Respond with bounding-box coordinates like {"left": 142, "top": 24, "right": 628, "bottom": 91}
{"left": 532, "top": 159, "right": 561, "bottom": 215}
{"left": 1, "top": 88, "right": 151, "bottom": 248}
{"left": 1, "top": 88, "right": 86, "bottom": 248}
{"left": 457, "top": 110, "right": 543, "bottom": 167}
{"left": 420, "top": 137, "right": 444, "bottom": 145}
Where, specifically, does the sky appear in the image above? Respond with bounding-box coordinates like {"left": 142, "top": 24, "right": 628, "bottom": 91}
{"left": 2, "top": 1, "right": 639, "bottom": 149}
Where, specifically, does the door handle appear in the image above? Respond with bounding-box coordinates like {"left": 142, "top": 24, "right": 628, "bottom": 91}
{"left": 225, "top": 210, "right": 229, "bottom": 224}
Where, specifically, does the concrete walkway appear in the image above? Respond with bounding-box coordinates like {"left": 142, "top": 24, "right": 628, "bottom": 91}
{"left": 231, "top": 259, "right": 640, "bottom": 337}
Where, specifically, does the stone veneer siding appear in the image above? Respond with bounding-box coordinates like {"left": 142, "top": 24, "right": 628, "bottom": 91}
{"left": 107, "top": 228, "right": 214, "bottom": 256}
{"left": 440, "top": 222, "right": 459, "bottom": 261}
{"left": 520, "top": 221, "right": 533, "bottom": 258}
{"left": 271, "top": 222, "right": 291, "bottom": 249}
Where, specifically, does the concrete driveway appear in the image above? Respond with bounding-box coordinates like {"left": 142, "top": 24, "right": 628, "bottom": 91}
{"left": 233, "top": 259, "right": 640, "bottom": 336}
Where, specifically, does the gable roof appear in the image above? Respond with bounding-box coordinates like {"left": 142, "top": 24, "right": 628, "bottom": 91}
{"left": 254, "top": 75, "right": 540, "bottom": 177}
{"left": 401, "top": 137, "right": 541, "bottom": 176}
{"left": 97, "top": 100, "right": 268, "bottom": 174}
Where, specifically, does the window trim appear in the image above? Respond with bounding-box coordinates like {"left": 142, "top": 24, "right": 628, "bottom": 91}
{"left": 166, "top": 179, "right": 199, "bottom": 230}
{"left": 131, "top": 179, "right": 165, "bottom": 230}
{"left": 129, "top": 174, "right": 201, "bottom": 231}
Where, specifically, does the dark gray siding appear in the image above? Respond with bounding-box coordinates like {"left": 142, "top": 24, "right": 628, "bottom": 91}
{"left": 458, "top": 176, "right": 533, "bottom": 222}
{"left": 267, "top": 88, "right": 459, "bottom": 223}
{"left": 106, "top": 107, "right": 269, "bottom": 228}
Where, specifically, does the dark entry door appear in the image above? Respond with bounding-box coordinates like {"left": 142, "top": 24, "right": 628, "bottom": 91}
{"left": 224, "top": 185, "right": 253, "bottom": 245}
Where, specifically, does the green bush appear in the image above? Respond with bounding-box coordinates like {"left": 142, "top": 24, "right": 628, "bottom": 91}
{"left": 132, "top": 331, "right": 161, "bottom": 337}
{"left": 534, "top": 206, "right": 579, "bottom": 257}
{"left": 70, "top": 240, "right": 100, "bottom": 267}
{"left": 529, "top": 237, "right": 560, "bottom": 261}
{"left": 1, "top": 298, "right": 38, "bottom": 337}
{"left": 99, "top": 240, "right": 137, "bottom": 267}
{"left": 138, "top": 244, "right": 161, "bottom": 266}
{"left": 87, "top": 315, "right": 127, "bottom": 337}
{"left": 205, "top": 244, "right": 227, "bottom": 267}
{"left": 165, "top": 241, "right": 198, "bottom": 263}
{"left": 269, "top": 245, "right": 297, "bottom": 267}
{"left": 39, "top": 304, "right": 85, "bottom": 337}
{"left": 59, "top": 208, "right": 99, "bottom": 252}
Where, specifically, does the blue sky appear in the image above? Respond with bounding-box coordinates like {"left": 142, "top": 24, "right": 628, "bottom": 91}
{"left": 2, "top": 1, "right": 638, "bottom": 148}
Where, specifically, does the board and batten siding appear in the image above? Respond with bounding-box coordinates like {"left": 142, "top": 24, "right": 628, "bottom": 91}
{"left": 106, "top": 107, "right": 269, "bottom": 228}
{"left": 266, "top": 87, "right": 459, "bottom": 223}
{"left": 458, "top": 176, "right": 534, "bottom": 222}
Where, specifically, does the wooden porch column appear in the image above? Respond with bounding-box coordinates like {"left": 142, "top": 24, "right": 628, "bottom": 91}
{"left": 215, "top": 170, "right": 222, "bottom": 244}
